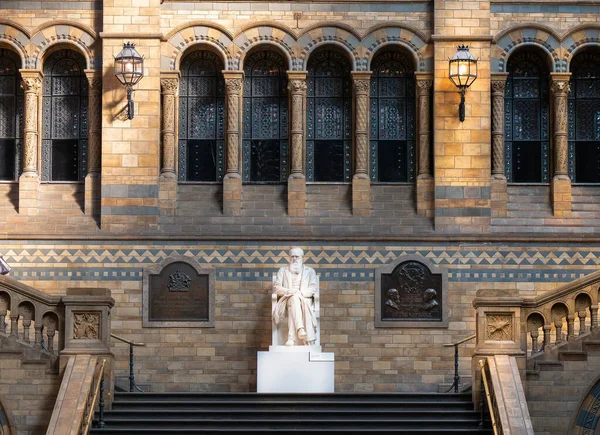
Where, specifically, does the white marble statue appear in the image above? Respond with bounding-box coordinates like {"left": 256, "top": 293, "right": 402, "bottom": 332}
{"left": 272, "top": 247, "right": 318, "bottom": 346}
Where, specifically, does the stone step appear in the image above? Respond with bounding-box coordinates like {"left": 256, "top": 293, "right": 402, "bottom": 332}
{"left": 559, "top": 351, "right": 587, "bottom": 361}
{"left": 583, "top": 341, "right": 600, "bottom": 353}
{"left": 535, "top": 361, "right": 564, "bottom": 371}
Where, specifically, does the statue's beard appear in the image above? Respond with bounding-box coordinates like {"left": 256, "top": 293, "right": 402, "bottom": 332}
{"left": 289, "top": 261, "right": 302, "bottom": 273}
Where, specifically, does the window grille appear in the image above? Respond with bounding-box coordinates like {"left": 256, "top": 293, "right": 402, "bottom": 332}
{"left": 0, "top": 49, "right": 23, "bottom": 181}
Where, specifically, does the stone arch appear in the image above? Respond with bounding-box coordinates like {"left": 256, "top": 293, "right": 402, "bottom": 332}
{"left": 492, "top": 24, "right": 560, "bottom": 73}
{"left": 571, "top": 373, "right": 600, "bottom": 434}
{"left": 232, "top": 23, "right": 296, "bottom": 71}
{"left": 162, "top": 22, "right": 232, "bottom": 71}
{"left": 0, "top": 20, "right": 29, "bottom": 68}
{"left": 362, "top": 23, "right": 431, "bottom": 72}
{"left": 298, "top": 24, "right": 361, "bottom": 71}
{"left": 562, "top": 25, "right": 600, "bottom": 72}
{"left": 28, "top": 21, "right": 96, "bottom": 70}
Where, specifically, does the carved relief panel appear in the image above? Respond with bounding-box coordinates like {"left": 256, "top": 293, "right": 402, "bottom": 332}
{"left": 375, "top": 255, "right": 448, "bottom": 328}
{"left": 143, "top": 257, "right": 215, "bottom": 328}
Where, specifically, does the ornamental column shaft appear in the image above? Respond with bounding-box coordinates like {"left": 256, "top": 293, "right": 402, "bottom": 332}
{"left": 222, "top": 71, "right": 244, "bottom": 216}
{"left": 21, "top": 71, "right": 42, "bottom": 176}
{"left": 490, "top": 73, "right": 509, "bottom": 218}
{"left": 415, "top": 72, "right": 434, "bottom": 217}
{"left": 550, "top": 73, "right": 572, "bottom": 218}
{"left": 160, "top": 77, "right": 179, "bottom": 178}
{"left": 84, "top": 70, "right": 102, "bottom": 217}
{"left": 287, "top": 71, "right": 308, "bottom": 217}
{"left": 351, "top": 71, "right": 372, "bottom": 216}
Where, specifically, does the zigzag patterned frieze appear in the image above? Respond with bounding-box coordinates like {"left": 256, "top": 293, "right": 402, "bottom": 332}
{"left": 4, "top": 247, "right": 600, "bottom": 267}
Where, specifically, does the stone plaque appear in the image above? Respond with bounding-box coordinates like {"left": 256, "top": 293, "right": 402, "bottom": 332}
{"left": 143, "top": 257, "right": 215, "bottom": 328}
{"left": 375, "top": 255, "right": 448, "bottom": 328}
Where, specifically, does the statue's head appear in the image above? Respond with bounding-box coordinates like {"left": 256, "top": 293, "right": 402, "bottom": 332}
{"left": 289, "top": 247, "right": 304, "bottom": 273}
{"left": 387, "top": 288, "right": 399, "bottom": 303}
{"left": 423, "top": 288, "right": 436, "bottom": 301}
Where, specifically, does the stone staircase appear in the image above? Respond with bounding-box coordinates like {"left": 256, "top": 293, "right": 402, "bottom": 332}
{"left": 91, "top": 391, "right": 491, "bottom": 434}
{"left": 525, "top": 329, "right": 600, "bottom": 434}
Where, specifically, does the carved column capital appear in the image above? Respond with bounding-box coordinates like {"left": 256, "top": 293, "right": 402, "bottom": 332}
{"left": 224, "top": 77, "right": 242, "bottom": 94}
{"left": 288, "top": 78, "right": 307, "bottom": 94}
{"left": 550, "top": 74, "right": 571, "bottom": 96}
{"left": 160, "top": 78, "right": 179, "bottom": 95}
{"left": 416, "top": 79, "right": 433, "bottom": 94}
{"left": 21, "top": 76, "right": 42, "bottom": 93}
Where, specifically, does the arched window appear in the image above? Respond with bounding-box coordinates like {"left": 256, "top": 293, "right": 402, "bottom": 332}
{"left": 504, "top": 50, "right": 550, "bottom": 183}
{"left": 370, "top": 51, "right": 416, "bottom": 182}
{"left": 306, "top": 50, "right": 352, "bottom": 182}
{"left": 178, "top": 50, "right": 225, "bottom": 182}
{"left": 243, "top": 50, "right": 288, "bottom": 183}
{"left": 568, "top": 51, "right": 600, "bottom": 183}
{"left": 42, "top": 49, "right": 88, "bottom": 182}
{"left": 0, "top": 49, "right": 23, "bottom": 181}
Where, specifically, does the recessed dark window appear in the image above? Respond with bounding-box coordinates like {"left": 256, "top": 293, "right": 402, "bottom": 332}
{"left": 370, "top": 51, "right": 416, "bottom": 183}
{"left": 0, "top": 49, "right": 23, "bottom": 181}
{"left": 504, "top": 50, "right": 549, "bottom": 183}
{"left": 187, "top": 140, "right": 217, "bottom": 182}
{"left": 512, "top": 141, "right": 542, "bottom": 183}
{"left": 315, "top": 141, "right": 344, "bottom": 182}
{"left": 0, "top": 139, "right": 16, "bottom": 180}
{"left": 42, "top": 49, "right": 88, "bottom": 182}
{"left": 378, "top": 141, "right": 408, "bottom": 182}
{"left": 179, "top": 50, "right": 225, "bottom": 182}
{"left": 51, "top": 139, "right": 78, "bottom": 181}
{"left": 568, "top": 51, "right": 600, "bottom": 183}
{"left": 306, "top": 50, "right": 352, "bottom": 182}
{"left": 243, "top": 50, "right": 288, "bottom": 183}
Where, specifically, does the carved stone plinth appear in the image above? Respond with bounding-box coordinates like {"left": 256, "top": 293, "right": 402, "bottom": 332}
{"left": 552, "top": 176, "right": 572, "bottom": 218}
{"left": 18, "top": 174, "right": 40, "bottom": 216}
{"left": 288, "top": 176, "right": 306, "bottom": 217}
{"left": 223, "top": 174, "right": 242, "bottom": 216}
{"left": 352, "top": 177, "right": 371, "bottom": 217}
{"left": 416, "top": 176, "right": 434, "bottom": 217}
{"left": 491, "top": 177, "right": 507, "bottom": 218}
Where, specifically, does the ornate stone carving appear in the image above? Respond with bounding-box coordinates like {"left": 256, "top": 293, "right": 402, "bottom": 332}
{"left": 551, "top": 79, "right": 570, "bottom": 176}
{"left": 416, "top": 79, "right": 432, "bottom": 177}
{"left": 87, "top": 77, "right": 102, "bottom": 174}
{"left": 491, "top": 80, "right": 507, "bottom": 177}
{"left": 22, "top": 75, "right": 42, "bottom": 175}
{"left": 224, "top": 77, "right": 243, "bottom": 174}
{"left": 161, "top": 78, "right": 179, "bottom": 177}
{"left": 486, "top": 315, "right": 513, "bottom": 340}
{"left": 288, "top": 79, "right": 307, "bottom": 94}
{"left": 353, "top": 78, "right": 370, "bottom": 176}
{"left": 167, "top": 270, "right": 192, "bottom": 292}
{"left": 73, "top": 312, "right": 100, "bottom": 339}
{"left": 288, "top": 80, "right": 306, "bottom": 175}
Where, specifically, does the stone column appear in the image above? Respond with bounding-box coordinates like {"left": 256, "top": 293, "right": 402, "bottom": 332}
{"left": 591, "top": 307, "right": 598, "bottom": 331}
{"left": 160, "top": 76, "right": 178, "bottom": 178}
{"left": 351, "top": 72, "right": 372, "bottom": 216}
{"left": 542, "top": 325, "right": 552, "bottom": 350}
{"left": 550, "top": 73, "right": 572, "bottom": 218}
{"left": 415, "top": 73, "right": 434, "bottom": 217}
{"left": 491, "top": 73, "right": 509, "bottom": 218}
{"left": 19, "top": 70, "right": 43, "bottom": 215}
{"left": 287, "top": 71, "right": 307, "bottom": 217}
{"left": 567, "top": 314, "right": 575, "bottom": 340}
{"left": 159, "top": 73, "right": 180, "bottom": 223}
{"left": 85, "top": 70, "right": 102, "bottom": 218}
{"left": 222, "top": 71, "right": 244, "bottom": 216}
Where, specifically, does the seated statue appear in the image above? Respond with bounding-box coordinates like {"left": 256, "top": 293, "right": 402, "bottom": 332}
{"left": 272, "top": 247, "right": 319, "bottom": 347}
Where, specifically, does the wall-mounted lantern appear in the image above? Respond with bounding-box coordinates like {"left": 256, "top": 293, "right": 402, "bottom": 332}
{"left": 114, "top": 42, "right": 144, "bottom": 120}
{"left": 449, "top": 45, "right": 478, "bottom": 122}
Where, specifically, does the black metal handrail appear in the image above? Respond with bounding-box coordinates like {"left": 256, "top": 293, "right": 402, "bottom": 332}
{"left": 443, "top": 334, "right": 476, "bottom": 393}
{"left": 111, "top": 333, "right": 145, "bottom": 393}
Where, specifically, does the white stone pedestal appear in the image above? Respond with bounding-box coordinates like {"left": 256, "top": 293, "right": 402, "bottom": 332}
{"left": 257, "top": 347, "right": 335, "bottom": 393}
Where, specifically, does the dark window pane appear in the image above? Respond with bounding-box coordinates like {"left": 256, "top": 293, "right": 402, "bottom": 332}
{"left": 512, "top": 141, "right": 541, "bottom": 183}
{"left": 51, "top": 139, "right": 78, "bottom": 181}
{"left": 575, "top": 142, "right": 600, "bottom": 183}
{"left": 378, "top": 141, "right": 407, "bottom": 182}
{"left": 315, "top": 141, "right": 343, "bottom": 182}
{"left": 187, "top": 140, "right": 216, "bottom": 182}
{"left": 0, "top": 139, "right": 15, "bottom": 180}
{"left": 250, "top": 140, "right": 280, "bottom": 182}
